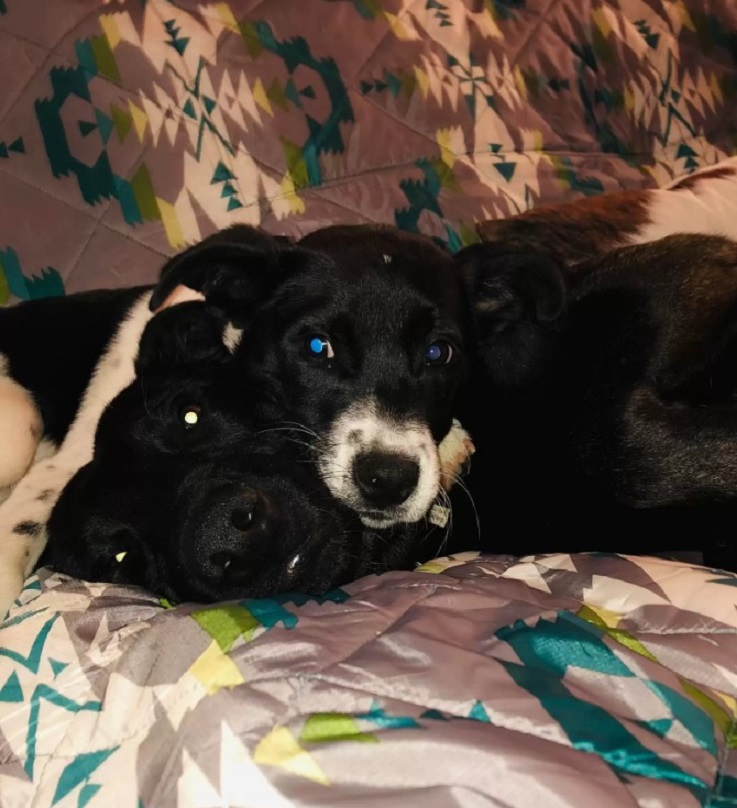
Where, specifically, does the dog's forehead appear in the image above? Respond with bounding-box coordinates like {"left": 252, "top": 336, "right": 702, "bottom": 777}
{"left": 297, "top": 236, "right": 460, "bottom": 307}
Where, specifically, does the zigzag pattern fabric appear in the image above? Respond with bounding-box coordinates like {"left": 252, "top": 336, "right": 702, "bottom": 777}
{"left": 3, "top": 553, "right": 737, "bottom": 805}
{"left": 0, "top": 0, "right": 735, "bottom": 300}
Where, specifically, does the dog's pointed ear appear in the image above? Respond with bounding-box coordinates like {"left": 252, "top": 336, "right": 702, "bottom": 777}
{"left": 136, "top": 302, "right": 232, "bottom": 375}
{"left": 455, "top": 243, "right": 567, "bottom": 392}
{"left": 149, "top": 226, "right": 293, "bottom": 321}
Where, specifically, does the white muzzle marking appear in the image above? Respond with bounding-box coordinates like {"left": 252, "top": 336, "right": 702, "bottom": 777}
{"left": 317, "top": 399, "right": 439, "bottom": 527}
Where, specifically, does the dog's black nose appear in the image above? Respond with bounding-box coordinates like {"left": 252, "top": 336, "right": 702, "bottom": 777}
{"left": 209, "top": 487, "right": 278, "bottom": 575}
{"left": 353, "top": 451, "right": 420, "bottom": 508}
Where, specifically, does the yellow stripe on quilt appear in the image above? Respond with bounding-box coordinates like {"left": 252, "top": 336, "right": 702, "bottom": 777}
{"left": 190, "top": 640, "right": 245, "bottom": 695}
{"left": 99, "top": 15, "right": 122, "bottom": 50}
{"left": 156, "top": 196, "right": 186, "bottom": 250}
{"left": 254, "top": 726, "right": 330, "bottom": 785}
{"left": 216, "top": 2, "right": 240, "bottom": 33}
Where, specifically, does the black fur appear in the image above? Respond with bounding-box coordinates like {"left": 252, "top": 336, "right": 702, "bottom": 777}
{"left": 41, "top": 305, "right": 421, "bottom": 602}
{"left": 0, "top": 287, "right": 147, "bottom": 444}
{"left": 0, "top": 226, "right": 285, "bottom": 450}
{"left": 454, "top": 234, "right": 737, "bottom": 570}
{"left": 156, "top": 224, "right": 470, "bottom": 525}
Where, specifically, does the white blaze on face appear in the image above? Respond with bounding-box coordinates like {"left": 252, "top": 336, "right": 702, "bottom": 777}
{"left": 317, "top": 398, "right": 439, "bottom": 527}
{"left": 222, "top": 322, "right": 243, "bottom": 353}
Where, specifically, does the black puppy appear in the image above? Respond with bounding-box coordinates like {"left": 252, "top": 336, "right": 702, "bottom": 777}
{"left": 0, "top": 224, "right": 476, "bottom": 616}
{"left": 455, "top": 233, "right": 737, "bottom": 570}
{"left": 41, "top": 304, "right": 424, "bottom": 602}
{"left": 153, "top": 224, "right": 469, "bottom": 530}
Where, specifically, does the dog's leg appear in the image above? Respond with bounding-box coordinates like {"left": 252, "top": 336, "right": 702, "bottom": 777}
{"left": 595, "top": 386, "right": 737, "bottom": 509}
{"left": 0, "top": 294, "right": 154, "bottom": 619}
{"left": 0, "top": 372, "right": 43, "bottom": 491}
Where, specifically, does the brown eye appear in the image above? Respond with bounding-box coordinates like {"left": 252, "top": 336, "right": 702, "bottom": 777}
{"left": 181, "top": 405, "right": 201, "bottom": 429}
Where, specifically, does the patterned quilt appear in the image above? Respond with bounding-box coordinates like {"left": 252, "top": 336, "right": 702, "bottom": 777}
{"left": 3, "top": 2, "right": 737, "bottom": 806}
{"left": 1, "top": 0, "right": 736, "bottom": 300}
{"left": 2, "top": 553, "right": 737, "bottom": 807}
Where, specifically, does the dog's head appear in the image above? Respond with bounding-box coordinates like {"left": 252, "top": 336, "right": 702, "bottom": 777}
{"left": 45, "top": 303, "right": 387, "bottom": 602}
{"left": 150, "top": 224, "right": 468, "bottom": 529}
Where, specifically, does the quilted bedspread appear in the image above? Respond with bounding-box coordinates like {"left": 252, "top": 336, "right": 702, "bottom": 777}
{"left": 1, "top": 553, "right": 737, "bottom": 806}
{"left": 1, "top": 0, "right": 736, "bottom": 300}
{"left": 4, "top": 2, "right": 737, "bottom": 806}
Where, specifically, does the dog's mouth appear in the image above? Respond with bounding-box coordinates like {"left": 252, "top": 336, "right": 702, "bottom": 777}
{"left": 357, "top": 510, "right": 399, "bottom": 529}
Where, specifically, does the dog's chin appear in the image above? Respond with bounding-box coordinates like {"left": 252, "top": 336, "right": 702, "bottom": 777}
{"left": 356, "top": 491, "right": 438, "bottom": 529}
{"left": 359, "top": 513, "right": 396, "bottom": 529}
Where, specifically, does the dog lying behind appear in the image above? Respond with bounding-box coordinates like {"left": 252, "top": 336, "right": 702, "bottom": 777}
{"left": 477, "top": 156, "right": 737, "bottom": 266}
{"left": 41, "top": 304, "right": 434, "bottom": 601}
{"left": 456, "top": 231, "right": 737, "bottom": 570}
{"left": 0, "top": 223, "right": 476, "bottom": 614}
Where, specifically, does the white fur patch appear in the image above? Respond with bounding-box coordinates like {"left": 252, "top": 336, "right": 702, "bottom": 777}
{"left": 317, "top": 398, "right": 439, "bottom": 528}
{"left": 0, "top": 291, "right": 155, "bottom": 619}
{"left": 222, "top": 322, "right": 243, "bottom": 353}
{"left": 33, "top": 438, "right": 58, "bottom": 464}
{"left": 634, "top": 156, "right": 737, "bottom": 245}
{"left": 153, "top": 284, "right": 206, "bottom": 312}
{"left": 438, "top": 419, "right": 475, "bottom": 491}
{"left": 0, "top": 375, "right": 43, "bottom": 490}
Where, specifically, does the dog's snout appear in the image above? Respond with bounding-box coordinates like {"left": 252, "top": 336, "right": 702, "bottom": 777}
{"left": 205, "top": 486, "right": 281, "bottom": 579}
{"left": 353, "top": 451, "right": 420, "bottom": 508}
{"left": 229, "top": 487, "right": 271, "bottom": 535}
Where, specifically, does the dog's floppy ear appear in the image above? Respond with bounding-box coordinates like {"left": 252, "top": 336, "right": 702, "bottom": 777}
{"left": 455, "top": 243, "right": 567, "bottom": 393}
{"left": 136, "top": 302, "right": 232, "bottom": 375}
{"left": 149, "top": 226, "right": 293, "bottom": 321}
{"left": 44, "top": 464, "right": 167, "bottom": 594}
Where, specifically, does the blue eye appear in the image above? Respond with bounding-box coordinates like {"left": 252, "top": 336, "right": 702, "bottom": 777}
{"left": 425, "top": 340, "right": 453, "bottom": 366}
{"left": 306, "top": 335, "right": 335, "bottom": 360}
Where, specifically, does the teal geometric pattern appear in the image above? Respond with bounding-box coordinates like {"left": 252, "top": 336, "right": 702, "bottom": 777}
{"left": 0, "top": 246, "right": 64, "bottom": 303}
{"left": 211, "top": 161, "right": 242, "bottom": 211}
{"left": 52, "top": 747, "right": 118, "bottom": 806}
{"left": 497, "top": 612, "right": 712, "bottom": 800}
{"left": 0, "top": 137, "right": 24, "bottom": 158}
{"left": 1, "top": 0, "right": 734, "bottom": 303}
{"left": 168, "top": 56, "right": 234, "bottom": 160}
{"left": 5, "top": 551, "right": 737, "bottom": 803}
{"left": 164, "top": 18, "right": 190, "bottom": 56}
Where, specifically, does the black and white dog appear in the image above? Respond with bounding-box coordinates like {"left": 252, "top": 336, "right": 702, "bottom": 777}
{"left": 42, "top": 303, "right": 428, "bottom": 601}
{"left": 0, "top": 224, "right": 475, "bottom": 615}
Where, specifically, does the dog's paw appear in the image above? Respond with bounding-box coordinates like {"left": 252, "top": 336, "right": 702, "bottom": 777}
{"left": 438, "top": 419, "right": 475, "bottom": 491}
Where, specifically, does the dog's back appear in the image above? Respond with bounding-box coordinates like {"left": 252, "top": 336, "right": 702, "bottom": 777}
{"left": 455, "top": 233, "right": 737, "bottom": 568}
{"left": 0, "top": 287, "right": 149, "bottom": 443}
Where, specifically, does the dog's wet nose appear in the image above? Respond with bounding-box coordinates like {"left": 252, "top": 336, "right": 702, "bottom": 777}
{"left": 353, "top": 451, "right": 419, "bottom": 508}
{"left": 229, "top": 487, "right": 271, "bottom": 534}
{"left": 208, "top": 487, "right": 279, "bottom": 576}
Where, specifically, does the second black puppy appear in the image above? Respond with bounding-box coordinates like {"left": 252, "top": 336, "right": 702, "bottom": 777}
{"left": 42, "top": 304, "right": 426, "bottom": 601}
{"left": 455, "top": 233, "right": 737, "bottom": 569}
